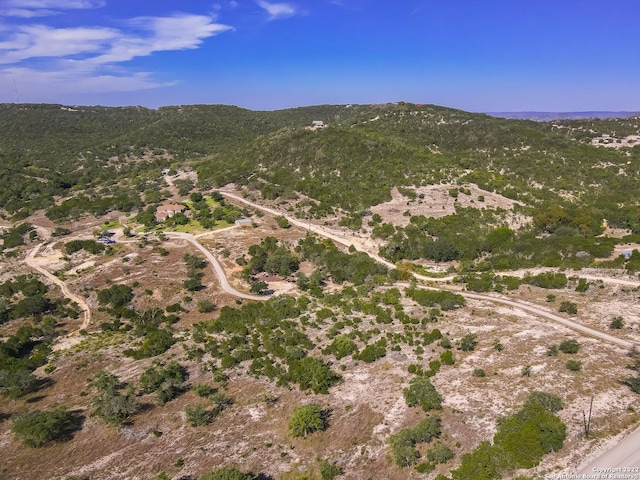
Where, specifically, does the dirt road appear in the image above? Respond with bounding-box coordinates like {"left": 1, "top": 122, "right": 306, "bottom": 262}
{"left": 24, "top": 243, "right": 91, "bottom": 348}
{"left": 165, "top": 231, "right": 267, "bottom": 301}
{"left": 221, "top": 190, "right": 639, "bottom": 350}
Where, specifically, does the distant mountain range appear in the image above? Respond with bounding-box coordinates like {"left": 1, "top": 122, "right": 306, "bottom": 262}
{"left": 486, "top": 111, "right": 640, "bottom": 121}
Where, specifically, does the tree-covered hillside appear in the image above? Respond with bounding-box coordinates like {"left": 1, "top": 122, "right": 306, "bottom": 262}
{"left": 1, "top": 102, "right": 639, "bottom": 233}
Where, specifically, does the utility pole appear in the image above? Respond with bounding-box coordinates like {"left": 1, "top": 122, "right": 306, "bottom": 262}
{"left": 583, "top": 395, "right": 594, "bottom": 438}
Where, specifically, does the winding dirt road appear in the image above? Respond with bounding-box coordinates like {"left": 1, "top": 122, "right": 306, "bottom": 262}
{"left": 24, "top": 242, "right": 91, "bottom": 350}
{"left": 220, "top": 190, "right": 640, "bottom": 350}
{"left": 165, "top": 231, "right": 267, "bottom": 301}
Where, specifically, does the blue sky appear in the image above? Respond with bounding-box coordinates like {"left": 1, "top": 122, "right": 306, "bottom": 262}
{"left": 0, "top": 0, "right": 638, "bottom": 111}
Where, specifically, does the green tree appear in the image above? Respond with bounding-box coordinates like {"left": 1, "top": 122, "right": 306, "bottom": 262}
{"left": 559, "top": 301, "right": 578, "bottom": 315}
{"left": 185, "top": 404, "right": 216, "bottom": 426}
{"left": 559, "top": 339, "right": 580, "bottom": 354}
{"left": 426, "top": 442, "right": 454, "bottom": 464}
{"left": 525, "top": 391, "right": 564, "bottom": 413}
{"left": 610, "top": 316, "right": 625, "bottom": 329}
{"left": 97, "top": 284, "right": 133, "bottom": 308}
{"left": 288, "top": 403, "right": 327, "bottom": 437}
{"left": 318, "top": 459, "right": 342, "bottom": 480}
{"left": 199, "top": 466, "right": 253, "bottom": 480}
{"left": 12, "top": 406, "right": 76, "bottom": 447}
{"left": 460, "top": 333, "right": 478, "bottom": 352}
{"left": 0, "top": 369, "right": 38, "bottom": 400}
{"left": 89, "top": 371, "right": 138, "bottom": 426}
{"left": 403, "top": 377, "right": 442, "bottom": 412}
{"left": 197, "top": 299, "right": 216, "bottom": 313}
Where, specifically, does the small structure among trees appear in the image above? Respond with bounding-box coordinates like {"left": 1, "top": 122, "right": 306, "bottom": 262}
{"left": 155, "top": 204, "right": 190, "bottom": 222}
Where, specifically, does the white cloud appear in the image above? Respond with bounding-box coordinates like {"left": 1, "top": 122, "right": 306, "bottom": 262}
{"left": 1, "top": 66, "right": 172, "bottom": 99}
{"left": 1, "top": 0, "right": 106, "bottom": 17}
{"left": 0, "top": 12, "right": 233, "bottom": 96}
{"left": 91, "top": 14, "right": 233, "bottom": 64}
{"left": 256, "top": 0, "right": 297, "bottom": 20}
{"left": 0, "top": 25, "right": 117, "bottom": 64}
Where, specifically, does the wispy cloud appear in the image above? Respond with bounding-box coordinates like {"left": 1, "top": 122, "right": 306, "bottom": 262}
{"left": 0, "top": 12, "right": 233, "bottom": 97}
{"left": 256, "top": 0, "right": 298, "bottom": 21}
{"left": 1, "top": 0, "right": 106, "bottom": 18}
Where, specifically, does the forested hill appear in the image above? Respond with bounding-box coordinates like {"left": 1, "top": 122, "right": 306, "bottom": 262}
{"left": 196, "top": 103, "right": 640, "bottom": 222}
{"left": 1, "top": 102, "right": 639, "bottom": 228}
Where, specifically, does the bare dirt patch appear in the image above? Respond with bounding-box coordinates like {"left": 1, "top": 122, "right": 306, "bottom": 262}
{"left": 370, "top": 184, "right": 528, "bottom": 229}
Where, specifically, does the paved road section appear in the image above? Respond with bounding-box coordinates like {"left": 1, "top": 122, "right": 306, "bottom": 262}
{"left": 577, "top": 425, "right": 640, "bottom": 478}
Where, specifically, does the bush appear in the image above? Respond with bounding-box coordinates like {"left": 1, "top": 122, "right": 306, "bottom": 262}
{"left": 440, "top": 350, "right": 455, "bottom": 365}
{"left": 559, "top": 339, "right": 580, "bottom": 354}
{"left": 185, "top": 404, "right": 216, "bottom": 426}
{"left": 623, "top": 375, "right": 640, "bottom": 394}
{"left": 288, "top": 403, "right": 327, "bottom": 437}
{"left": 12, "top": 406, "right": 76, "bottom": 447}
{"left": 89, "top": 371, "right": 139, "bottom": 426}
{"left": 323, "top": 335, "right": 357, "bottom": 360}
{"left": 139, "top": 361, "right": 187, "bottom": 405}
{"left": 97, "top": 284, "right": 133, "bottom": 308}
{"left": 199, "top": 466, "right": 253, "bottom": 480}
{"left": 318, "top": 459, "right": 341, "bottom": 480}
{"left": 197, "top": 299, "right": 216, "bottom": 313}
{"left": 426, "top": 442, "right": 454, "bottom": 464}
{"left": 472, "top": 368, "right": 486, "bottom": 378}
{"left": 566, "top": 360, "right": 582, "bottom": 371}
{"left": 403, "top": 377, "right": 442, "bottom": 412}
{"left": 353, "top": 341, "right": 385, "bottom": 363}
{"left": 192, "top": 383, "right": 217, "bottom": 398}
{"left": 389, "top": 415, "right": 441, "bottom": 467}
{"left": 460, "top": 333, "right": 478, "bottom": 352}
{"left": 525, "top": 391, "right": 564, "bottom": 413}
{"left": 610, "top": 316, "right": 625, "bottom": 329}
{"left": 559, "top": 301, "right": 578, "bottom": 315}
{"left": 283, "top": 357, "right": 341, "bottom": 394}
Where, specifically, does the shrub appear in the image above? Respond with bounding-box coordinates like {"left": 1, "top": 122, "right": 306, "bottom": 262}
{"left": 192, "top": 383, "right": 217, "bottom": 398}
{"left": 472, "top": 368, "right": 486, "bottom": 378}
{"left": 389, "top": 415, "right": 441, "bottom": 467}
{"left": 415, "top": 462, "right": 436, "bottom": 473}
{"left": 11, "top": 406, "right": 76, "bottom": 447}
{"left": 623, "top": 375, "right": 640, "bottom": 394}
{"left": 197, "top": 299, "right": 216, "bottom": 313}
{"left": 323, "top": 335, "right": 358, "bottom": 360}
{"left": 559, "top": 301, "right": 578, "bottom": 315}
{"left": 610, "top": 316, "right": 625, "bottom": 329}
{"left": 185, "top": 404, "right": 216, "bottom": 426}
{"left": 283, "top": 357, "right": 341, "bottom": 394}
{"left": 89, "top": 371, "right": 139, "bottom": 427}
{"left": 525, "top": 391, "right": 564, "bottom": 413}
{"left": 318, "top": 459, "right": 341, "bottom": 480}
{"left": 353, "top": 341, "right": 385, "bottom": 363}
{"left": 575, "top": 278, "right": 589, "bottom": 292}
{"left": 440, "top": 350, "right": 455, "bottom": 365}
{"left": 139, "top": 361, "right": 187, "bottom": 405}
{"left": 460, "top": 333, "right": 478, "bottom": 352}
{"left": 566, "top": 360, "right": 582, "bottom": 371}
{"left": 288, "top": 403, "right": 327, "bottom": 437}
{"left": 199, "top": 466, "right": 253, "bottom": 480}
{"left": 97, "top": 284, "right": 133, "bottom": 308}
{"left": 403, "top": 377, "right": 442, "bottom": 412}
{"left": 426, "top": 442, "right": 454, "bottom": 464}
{"left": 559, "top": 339, "right": 580, "bottom": 354}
